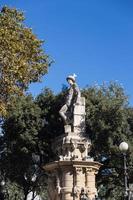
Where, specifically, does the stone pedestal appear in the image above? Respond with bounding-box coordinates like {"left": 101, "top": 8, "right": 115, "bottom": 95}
{"left": 43, "top": 97, "right": 102, "bottom": 200}
{"left": 44, "top": 160, "right": 101, "bottom": 200}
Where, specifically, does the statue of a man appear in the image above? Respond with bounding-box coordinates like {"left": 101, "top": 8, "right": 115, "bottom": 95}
{"left": 59, "top": 74, "right": 81, "bottom": 125}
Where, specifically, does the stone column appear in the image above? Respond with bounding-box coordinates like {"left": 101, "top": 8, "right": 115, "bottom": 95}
{"left": 74, "top": 167, "right": 85, "bottom": 199}
{"left": 73, "top": 97, "right": 86, "bottom": 133}
{"left": 85, "top": 168, "right": 97, "bottom": 199}
{"left": 61, "top": 168, "right": 73, "bottom": 200}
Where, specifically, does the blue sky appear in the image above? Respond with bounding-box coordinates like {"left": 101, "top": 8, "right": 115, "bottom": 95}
{"left": 1, "top": 0, "right": 133, "bottom": 104}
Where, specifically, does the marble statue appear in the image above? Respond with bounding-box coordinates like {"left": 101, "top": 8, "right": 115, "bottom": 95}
{"left": 59, "top": 74, "right": 81, "bottom": 125}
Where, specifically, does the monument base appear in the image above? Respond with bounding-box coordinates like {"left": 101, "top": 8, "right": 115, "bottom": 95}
{"left": 43, "top": 160, "right": 102, "bottom": 200}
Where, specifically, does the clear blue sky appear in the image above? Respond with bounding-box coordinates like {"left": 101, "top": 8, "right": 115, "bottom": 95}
{"left": 1, "top": 0, "right": 133, "bottom": 104}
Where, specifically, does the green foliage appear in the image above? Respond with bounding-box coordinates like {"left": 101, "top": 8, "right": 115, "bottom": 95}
{"left": 82, "top": 82, "right": 133, "bottom": 199}
{"left": 4, "top": 95, "right": 42, "bottom": 155}
{"left": 35, "top": 88, "right": 65, "bottom": 162}
{"left": 5, "top": 180, "right": 24, "bottom": 200}
{"left": 82, "top": 82, "right": 129, "bottom": 156}
{"left": 36, "top": 88, "right": 65, "bottom": 137}
{"left": 0, "top": 6, "right": 50, "bottom": 116}
{"left": 1, "top": 95, "right": 46, "bottom": 199}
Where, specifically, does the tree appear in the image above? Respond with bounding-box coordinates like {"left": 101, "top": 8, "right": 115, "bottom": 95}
{"left": 0, "top": 6, "right": 50, "bottom": 117}
{"left": 1, "top": 95, "right": 47, "bottom": 199}
{"left": 1, "top": 88, "right": 64, "bottom": 199}
{"left": 82, "top": 83, "right": 133, "bottom": 199}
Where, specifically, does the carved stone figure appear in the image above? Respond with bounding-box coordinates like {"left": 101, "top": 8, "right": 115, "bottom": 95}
{"left": 59, "top": 74, "right": 81, "bottom": 125}
{"left": 43, "top": 74, "right": 102, "bottom": 200}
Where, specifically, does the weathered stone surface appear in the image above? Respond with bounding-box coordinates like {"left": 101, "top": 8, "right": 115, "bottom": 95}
{"left": 44, "top": 125, "right": 101, "bottom": 200}
{"left": 73, "top": 126, "right": 85, "bottom": 133}
{"left": 73, "top": 97, "right": 86, "bottom": 135}
{"left": 76, "top": 97, "right": 85, "bottom": 106}
{"left": 73, "top": 115, "right": 85, "bottom": 126}
{"left": 64, "top": 125, "right": 72, "bottom": 133}
{"left": 43, "top": 161, "right": 102, "bottom": 200}
{"left": 74, "top": 105, "right": 85, "bottom": 115}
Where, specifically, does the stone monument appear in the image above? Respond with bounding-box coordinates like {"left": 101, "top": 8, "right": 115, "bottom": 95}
{"left": 43, "top": 74, "right": 102, "bottom": 200}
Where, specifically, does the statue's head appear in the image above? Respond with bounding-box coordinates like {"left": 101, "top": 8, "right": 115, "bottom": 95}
{"left": 66, "top": 74, "right": 77, "bottom": 85}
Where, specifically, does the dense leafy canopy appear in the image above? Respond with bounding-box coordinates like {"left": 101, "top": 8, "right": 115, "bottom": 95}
{"left": 82, "top": 83, "right": 133, "bottom": 199}
{"left": 1, "top": 95, "right": 47, "bottom": 199}
{"left": 0, "top": 6, "right": 50, "bottom": 116}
